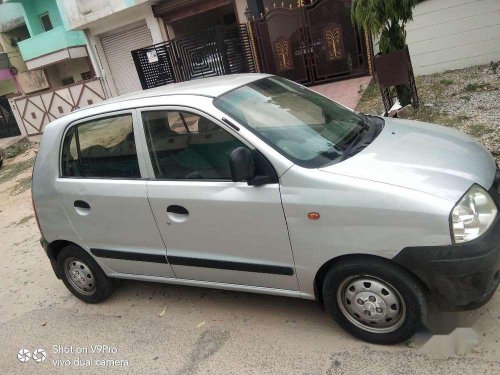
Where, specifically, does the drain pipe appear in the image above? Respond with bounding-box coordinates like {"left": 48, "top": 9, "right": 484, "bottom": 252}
{"left": 83, "top": 29, "right": 113, "bottom": 99}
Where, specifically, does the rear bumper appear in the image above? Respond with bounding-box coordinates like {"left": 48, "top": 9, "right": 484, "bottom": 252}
{"left": 394, "top": 181, "right": 500, "bottom": 310}
{"left": 40, "top": 236, "right": 61, "bottom": 279}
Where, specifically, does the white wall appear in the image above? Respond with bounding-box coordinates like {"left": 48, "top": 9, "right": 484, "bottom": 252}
{"left": 60, "top": 0, "right": 150, "bottom": 30}
{"left": 81, "top": 3, "right": 163, "bottom": 97}
{"left": 407, "top": 0, "right": 500, "bottom": 75}
{"left": 44, "top": 57, "right": 92, "bottom": 88}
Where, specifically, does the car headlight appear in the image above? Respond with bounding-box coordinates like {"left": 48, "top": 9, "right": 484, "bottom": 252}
{"left": 451, "top": 184, "right": 497, "bottom": 243}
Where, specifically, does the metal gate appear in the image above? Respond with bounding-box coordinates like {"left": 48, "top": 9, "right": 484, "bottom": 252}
{"left": 0, "top": 96, "right": 21, "bottom": 139}
{"left": 132, "top": 24, "right": 256, "bottom": 90}
{"left": 251, "top": 0, "right": 371, "bottom": 86}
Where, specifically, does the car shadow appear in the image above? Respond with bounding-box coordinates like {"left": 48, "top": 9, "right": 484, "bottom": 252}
{"left": 105, "top": 278, "right": 350, "bottom": 336}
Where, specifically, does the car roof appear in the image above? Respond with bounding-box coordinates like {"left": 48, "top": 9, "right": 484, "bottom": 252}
{"left": 44, "top": 74, "right": 274, "bottom": 130}
{"left": 85, "top": 73, "right": 272, "bottom": 110}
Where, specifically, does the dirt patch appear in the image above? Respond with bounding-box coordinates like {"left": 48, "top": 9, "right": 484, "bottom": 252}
{"left": 9, "top": 175, "right": 33, "bottom": 196}
{"left": 0, "top": 157, "right": 35, "bottom": 185}
{"left": 15, "top": 214, "right": 35, "bottom": 226}
{"left": 4, "top": 142, "right": 32, "bottom": 159}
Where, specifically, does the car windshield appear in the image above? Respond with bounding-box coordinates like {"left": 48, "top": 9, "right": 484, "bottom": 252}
{"left": 214, "top": 77, "right": 368, "bottom": 168}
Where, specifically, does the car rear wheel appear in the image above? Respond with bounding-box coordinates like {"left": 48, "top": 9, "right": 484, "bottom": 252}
{"left": 322, "top": 257, "right": 426, "bottom": 345}
{"left": 57, "top": 245, "right": 115, "bottom": 303}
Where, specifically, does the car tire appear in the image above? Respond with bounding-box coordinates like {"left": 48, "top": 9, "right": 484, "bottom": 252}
{"left": 57, "top": 245, "right": 115, "bottom": 303}
{"left": 322, "top": 257, "right": 426, "bottom": 345}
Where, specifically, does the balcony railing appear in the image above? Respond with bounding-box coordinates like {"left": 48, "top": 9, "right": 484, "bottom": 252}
{"left": 18, "top": 26, "right": 86, "bottom": 61}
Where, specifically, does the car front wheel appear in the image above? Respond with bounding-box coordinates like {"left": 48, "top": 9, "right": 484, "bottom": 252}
{"left": 323, "top": 257, "right": 427, "bottom": 345}
{"left": 57, "top": 245, "right": 115, "bottom": 303}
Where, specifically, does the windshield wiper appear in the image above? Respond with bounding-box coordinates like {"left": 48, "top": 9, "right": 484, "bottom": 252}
{"left": 340, "top": 126, "right": 369, "bottom": 161}
{"left": 357, "top": 112, "right": 371, "bottom": 130}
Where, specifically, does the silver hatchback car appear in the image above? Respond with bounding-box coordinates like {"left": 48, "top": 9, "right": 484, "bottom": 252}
{"left": 33, "top": 74, "right": 500, "bottom": 344}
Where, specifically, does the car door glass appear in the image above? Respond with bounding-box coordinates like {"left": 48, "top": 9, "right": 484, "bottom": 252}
{"left": 142, "top": 110, "right": 246, "bottom": 180}
{"left": 61, "top": 114, "right": 140, "bottom": 178}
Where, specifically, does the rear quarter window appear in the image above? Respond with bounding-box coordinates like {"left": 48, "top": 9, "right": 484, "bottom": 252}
{"left": 61, "top": 114, "right": 140, "bottom": 179}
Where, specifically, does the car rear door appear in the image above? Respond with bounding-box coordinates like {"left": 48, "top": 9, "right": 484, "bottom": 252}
{"left": 57, "top": 110, "right": 175, "bottom": 278}
{"left": 138, "top": 107, "right": 299, "bottom": 291}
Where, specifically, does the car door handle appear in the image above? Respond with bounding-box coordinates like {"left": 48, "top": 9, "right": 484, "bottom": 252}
{"left": 166, "top": 205, "right": 189, "bottom": 223}
{"left": 167, "top": 205, "right": 189, "bottom": 215}
{"left": 74, "top": 200, "right": 90, "bottom": 209}
{"left": 74, "top": 200, "right": 91, "bottom": 216}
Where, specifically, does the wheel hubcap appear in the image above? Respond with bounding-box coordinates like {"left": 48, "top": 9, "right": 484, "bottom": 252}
{"left": 64, "top": 258, "right": 96, "bottom": 295}
{"left": 337, "top": 276, "right": 406, "bottom": 334}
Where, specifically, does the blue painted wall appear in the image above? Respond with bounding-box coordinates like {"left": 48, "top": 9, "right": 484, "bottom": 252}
{"left": 17, "top": 0, "right": 64, "bottom": 36}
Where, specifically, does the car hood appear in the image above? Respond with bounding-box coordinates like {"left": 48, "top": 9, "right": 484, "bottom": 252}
{"left": 320, "top": 118, "right": 497, "bottom": 202}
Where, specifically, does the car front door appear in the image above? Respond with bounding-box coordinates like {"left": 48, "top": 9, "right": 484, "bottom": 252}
{"left": 57, "top": 110, "right": 176, "bottom": 279}
{"left": 139, "top": 108, "right": 299, "bottom": 291}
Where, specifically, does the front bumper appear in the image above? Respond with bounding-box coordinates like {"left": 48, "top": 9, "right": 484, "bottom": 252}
{"left": 394, "top": 180, "right": 500, "bottom": 310}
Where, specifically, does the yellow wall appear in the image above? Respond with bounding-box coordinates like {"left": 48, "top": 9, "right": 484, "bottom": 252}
{"left": 0, "top": 25, "right": 30, "bottom": 73}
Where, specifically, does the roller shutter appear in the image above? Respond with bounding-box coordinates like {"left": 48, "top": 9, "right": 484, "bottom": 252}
{"left": 101, "top": 25, "right": 153, "bottom": 95}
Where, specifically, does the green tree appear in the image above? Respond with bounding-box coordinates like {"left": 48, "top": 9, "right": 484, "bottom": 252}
{"left": 351, "top": 0, "right": 419, "bottom": 106}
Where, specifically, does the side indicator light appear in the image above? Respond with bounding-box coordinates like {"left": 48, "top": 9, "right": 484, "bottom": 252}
{"left": 308, "top": 212, "right": 320, "bottom": 220}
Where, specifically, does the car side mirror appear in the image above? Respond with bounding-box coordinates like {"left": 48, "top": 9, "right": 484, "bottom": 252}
{"left": 229, "top": 147, "right": 256, "bottom": 183}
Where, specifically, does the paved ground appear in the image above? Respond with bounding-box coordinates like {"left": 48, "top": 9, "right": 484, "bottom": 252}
{"left": 1, "top": 142, "right": 499, "bottom": 375}
{"left": 311, "top": 76, "right": 373, "bottom": 109}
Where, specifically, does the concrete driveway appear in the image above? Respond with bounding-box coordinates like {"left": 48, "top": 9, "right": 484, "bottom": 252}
{"left": 0, "top": 147, "right": 499, "bottom": 375}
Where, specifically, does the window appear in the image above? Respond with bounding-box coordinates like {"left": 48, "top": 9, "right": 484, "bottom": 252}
{"left": 81, "top": 71, "right": 93, "bottom": 81}
{"left": 61, "top": 114, "right": 141, "bottom": 179}
{"left": 214, "top": 77, "right": 369, "bottom": 168}
{"left": 40, "top": 13, "right": 53, "bottom": 32}
{"left": 142, "top": 111, "right": 246, "bottom": 180}
{"left": 61, "top": 76, "right": 75, "bottom": 86}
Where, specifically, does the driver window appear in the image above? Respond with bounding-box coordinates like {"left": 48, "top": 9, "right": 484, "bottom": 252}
{"left": 142, "top": 110, "right": 246, "bottom": 180}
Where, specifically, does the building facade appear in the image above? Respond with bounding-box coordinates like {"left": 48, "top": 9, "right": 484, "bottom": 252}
{"left": 60, "top": 0, "right": 165, "bottom": 97}
{"left": 60, "top": 0, "right": 253, "bottom": 97}
{"left": 11, "top": 0, "right": 95, "bottom": 89}
{"left": 0, "top": 1, "right": 28, "bottom": 98}
{"left": 59, "top": 0, "right": 371, "bottom": 97}
{"left": 0, "top": 0, "right": 108, "bottom": 138}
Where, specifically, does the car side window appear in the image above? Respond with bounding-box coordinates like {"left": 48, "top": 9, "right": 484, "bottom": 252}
{"left": 61, "top": 114, "right": 141, "bottom": 179}
{"left": 142, "top": 110, "right": 246, "bottom": 180}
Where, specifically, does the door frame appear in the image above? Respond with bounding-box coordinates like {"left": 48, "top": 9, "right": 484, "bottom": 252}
{"left": 135, "top": 104, "right": 300, "bottom": 289}
{"left": 56, "top": 108, "right": 177, "bottom": 278}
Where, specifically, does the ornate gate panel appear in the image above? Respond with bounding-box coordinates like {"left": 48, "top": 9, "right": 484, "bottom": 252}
{"left": 253, "top": 8, "right": 310, "bottom": 84}
{"left": 132, "top": 24, "right": 256, "bottom": 90}
{"left": 251, "top": 0, "right": 370, "bottom": 86}
{"left": 306, "top": 0, "right": 367, "bottom": 81}
{"left": 132, "top": 41, "right": 177, "bottom": 89}
{"left": 174, "top": 25, "right": 249, "bottom": 81}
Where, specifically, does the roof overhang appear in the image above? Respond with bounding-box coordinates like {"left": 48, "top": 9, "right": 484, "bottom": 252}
{"left": 25, "top": 46, "right": 88, "bottom": 71}
{"left": 153, "top": 0, "right": 233, "bottom": 22}
{"left": 0, "top": 16, "right": 25, "bottom": 32}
